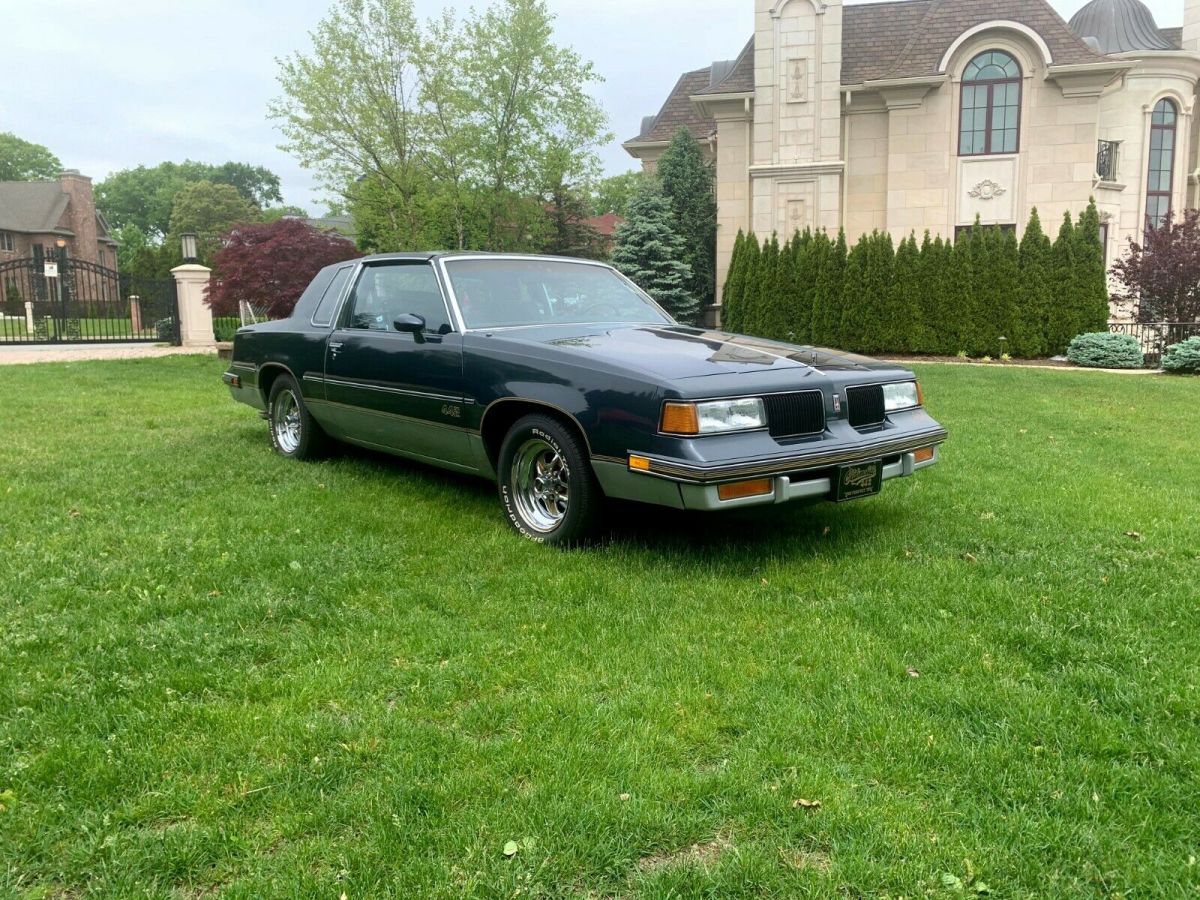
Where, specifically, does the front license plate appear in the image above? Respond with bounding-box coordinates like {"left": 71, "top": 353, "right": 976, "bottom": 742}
{"left": 834, "top": 459, "right": 882, "bottom": 501}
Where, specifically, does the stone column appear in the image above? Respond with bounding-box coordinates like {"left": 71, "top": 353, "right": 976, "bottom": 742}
{"left": 170, "top": 263, "right": 215, "bottom": 346}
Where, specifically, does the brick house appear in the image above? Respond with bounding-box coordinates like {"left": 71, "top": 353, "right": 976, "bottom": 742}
{"left": 0, "top": 170, "right": 119, "bottom": 270}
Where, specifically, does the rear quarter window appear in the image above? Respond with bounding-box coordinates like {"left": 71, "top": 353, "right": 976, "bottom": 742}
{"left": 311, "top": 266, "right": 353, "bottom": 326}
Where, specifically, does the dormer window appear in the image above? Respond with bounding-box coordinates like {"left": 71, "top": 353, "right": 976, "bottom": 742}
{"left": 959, "top": 51, "right": 1021, "bottom": 156}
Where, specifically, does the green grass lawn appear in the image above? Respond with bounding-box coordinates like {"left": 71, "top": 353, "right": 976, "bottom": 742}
{"left": 1, "top": 357, "right": 1197, "bottom": 898}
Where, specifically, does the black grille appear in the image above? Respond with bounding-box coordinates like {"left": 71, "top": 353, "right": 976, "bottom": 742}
{"left": 846, "top": 385, "right": 885, "bottom": 428}
{"left": 763, "top": 391, "right": 825, "bottom": 438}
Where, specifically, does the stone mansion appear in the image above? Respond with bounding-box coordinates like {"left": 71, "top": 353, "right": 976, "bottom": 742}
{"left": 624, "top": 0, "right": 1200, "bottom": 320}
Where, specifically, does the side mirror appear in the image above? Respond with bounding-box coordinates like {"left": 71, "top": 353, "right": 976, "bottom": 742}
{"left": 393, "top": 313, "right": 426, "bottom": 342}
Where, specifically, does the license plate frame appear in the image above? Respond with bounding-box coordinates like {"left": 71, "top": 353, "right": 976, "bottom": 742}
{"left": 833, "top": 459, "right": 883, "bottom": 502}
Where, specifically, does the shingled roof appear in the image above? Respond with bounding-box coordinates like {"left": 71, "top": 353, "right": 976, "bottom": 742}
{"left": 0, "top": 181, "right": 72, "bottom": 235}
{"left": 626, "top": 67, "right": 719, "bottom": 144}
{"left": 629, "top": 0, "right": 1108, "bottom": 145}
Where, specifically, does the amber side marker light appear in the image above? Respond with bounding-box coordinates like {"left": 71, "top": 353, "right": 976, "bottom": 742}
{"left": 913, "top": 446, "right": 935, "bottom": 463}
{"left": 629, "top": 455, "right": 652, "bottom": 471}
{"left": 660, "top": 402, "right": 700, "bottom": 435}
{"left": 916, "top": 382, "right": 925, "bottom": 406}
{"left": 717, "top": 478, "right": 773, "bottom": 501}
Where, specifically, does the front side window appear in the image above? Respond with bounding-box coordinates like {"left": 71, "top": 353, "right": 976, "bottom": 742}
{"left": 959, "top": 50, "right": 1021, "bottom": 156}
{"left": 343, "top": 262, "right": 452, "bottom": 334}
{"left": 1146, "top": 98, "right": 1177, "bottom": 231}
{"left": 442, "top": 258, "right": 673, "bottom": 330}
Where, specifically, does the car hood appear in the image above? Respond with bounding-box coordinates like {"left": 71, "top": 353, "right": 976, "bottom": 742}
{"left": 484, "top": 324, "right": 897, "bottom": 380}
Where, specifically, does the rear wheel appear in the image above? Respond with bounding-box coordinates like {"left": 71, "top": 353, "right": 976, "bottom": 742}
{"left": 268, "top": 374, "right": 328, "bottom": 460}
{"left": 498, "top": 414, "right": 601, "bottom": 545}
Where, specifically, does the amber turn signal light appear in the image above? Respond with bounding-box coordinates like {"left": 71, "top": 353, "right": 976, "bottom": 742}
{"left": 660, "top": 402, "right": 700, "bottom": 435}
{"left": 628, "top": 455, "right": 652, "bottom": 471}
{"left": 717, "top": 478, "right": 773, "bottom": 501}
{"left": 912, "top": 446, "right": 935, "bottom": 463}
{"left": 916, "top": 382, "right": 925, "bottom": 406}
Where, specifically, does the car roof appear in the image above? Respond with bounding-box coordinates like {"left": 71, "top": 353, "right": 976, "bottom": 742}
{"left": 357, "top": 251, "right": 613, "bottom": 265}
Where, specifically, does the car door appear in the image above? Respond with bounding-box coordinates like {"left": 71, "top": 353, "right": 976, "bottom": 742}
{"left": 321, "top": 260, "right": 473, "bottom": 469}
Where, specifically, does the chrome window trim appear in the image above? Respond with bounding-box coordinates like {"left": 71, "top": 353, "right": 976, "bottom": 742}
{"left": 338, "top": 258, "right": 458, "bottom": 335}
{"left": 309, "top": 263, "right": 358, "bottom": 328}
{"left": 435, "top": 254, "right": 676, "bottom": 333}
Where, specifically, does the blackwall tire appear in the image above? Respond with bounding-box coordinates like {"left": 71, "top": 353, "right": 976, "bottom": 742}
{"left": 497, "top": 414, "right": 601, "bottom": 546}
{"left": 267, "top": 374, "right": 329, "bottom": 461}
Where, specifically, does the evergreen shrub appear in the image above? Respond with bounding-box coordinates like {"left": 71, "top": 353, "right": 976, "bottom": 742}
{"left": 1066, "top": 332, "right": 1143, "bottom": 368}
{"left": 1161, "top": 336, "right": 1200, "bottom": 373}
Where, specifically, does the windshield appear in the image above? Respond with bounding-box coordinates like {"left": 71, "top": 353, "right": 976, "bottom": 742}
{"left": 443, "top": 258, "right": 674, "bottom": 330}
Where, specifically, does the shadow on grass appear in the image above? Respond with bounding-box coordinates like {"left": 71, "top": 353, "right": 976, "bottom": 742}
{"left": 275, "top": 437, "right": 897, "bottom": 568}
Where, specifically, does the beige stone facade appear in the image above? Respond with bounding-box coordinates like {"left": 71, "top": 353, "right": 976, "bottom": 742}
{"left": 625, "top": 0, "right": 1200, "bottom": 324}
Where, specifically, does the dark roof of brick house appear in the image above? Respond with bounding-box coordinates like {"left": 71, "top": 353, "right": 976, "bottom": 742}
{"left": 627, "top": 67, "right": 719, "bottom": 144}
{"left": 630, "top": 0, "right": 1106, "bottom": 144}
{"left": 0, "top": 181, "right": 73, "bottom": 235}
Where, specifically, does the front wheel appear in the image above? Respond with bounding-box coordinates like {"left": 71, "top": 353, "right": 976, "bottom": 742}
{"left": 268, "top": 374, "right": 329, "bottom": 460}
{"left": 497, "top": 414, "right": 601, "bottom": 545}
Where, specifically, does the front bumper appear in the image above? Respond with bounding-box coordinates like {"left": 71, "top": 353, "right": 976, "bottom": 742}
{"left": 676, "top": 446, "right": 938, "bottom": 510}
{"left": 589, "top": 422, "right": 946, "bottom": 511}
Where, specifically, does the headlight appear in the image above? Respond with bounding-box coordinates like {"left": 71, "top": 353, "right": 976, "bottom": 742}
{"left": 661, "top": 398, "right": 766, "bottom": 434}
{"left": 882, "top": 381, "right": 921, "bottom": 412}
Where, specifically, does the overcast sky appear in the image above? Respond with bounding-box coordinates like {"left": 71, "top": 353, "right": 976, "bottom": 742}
{"left": 0, "top": 0, "right": 1185, "bottom": 214}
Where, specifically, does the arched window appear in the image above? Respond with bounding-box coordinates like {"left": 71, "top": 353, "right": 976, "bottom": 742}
{"left": 1145, "top": 98, "right": 1177, "bottom": 231}
{"left": 959, "top": 51, "right": 1021, "bottom": 156}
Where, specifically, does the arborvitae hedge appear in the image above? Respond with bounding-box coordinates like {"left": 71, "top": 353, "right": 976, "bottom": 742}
{"left": 719, "top": 204, "right": 1109, "bottom": 358}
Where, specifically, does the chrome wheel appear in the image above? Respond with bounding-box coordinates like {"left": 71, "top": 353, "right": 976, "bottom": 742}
{"left": 272, "top": 388, "right": 302, "bottom": 454}
{"left": 510, "top": 438, "right": 570, "bottom": 532}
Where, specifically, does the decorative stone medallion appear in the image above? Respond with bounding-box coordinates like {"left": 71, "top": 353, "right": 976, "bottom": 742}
{"left": 968, "top": 179, "right": 1007, "bottom": 200}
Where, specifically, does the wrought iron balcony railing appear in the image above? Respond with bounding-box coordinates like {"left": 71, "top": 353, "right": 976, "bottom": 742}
{"left": 1096, "top": 140, "right": 1120, "bottom": 182}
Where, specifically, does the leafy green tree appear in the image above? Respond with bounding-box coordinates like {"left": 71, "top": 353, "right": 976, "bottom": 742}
{"left": 887, "top": 233, "right": 922, "bottom": 353}
{"left": 787, "top": 229, "right": 815, "bottom": 344}
{"left": 1015, "top": 208, "right": 1052, "bottom": 358}
{"left": 542, "top": 174, "right": 605, "bottom": 259}
{"left": 0, "top": 132, "right": 61, "bottom": 181}
{"left": 656, "top": 128, "right": 717, "bottom": 309}
{"left": 839, "top": 236, "right": 869, "bottom": 352}
{"left": 746, "top": 235, "right": 780, "bottom": 337}
{"left": 725, "top": 233, "right": 759, "bottom": 333}
{"left": 912, "top": 232, "right": 939, "bottom": 353}
{"left": 1047, "top": 211, "right": 1079, "bottom": 354}
{"left": 168, "top": 181, "right": 258, "bottom": 264}
{"left": 590, "top": 171, "right": 647, "bottom": 217}
{"left": 271, "top": 0, "right": 609, "bottom": 253}
{"left": 96, "top": 161, "right": 279, "bottom": 238}
{"left": 1072, "top": 199, "right": 1110, "bottom": 335}
{"left": 260, "top": 205, "right": 311, "bottom": 223}
{"left": 811, "top": 229, "right": 846, "bottom": 347}
{"left": 610, "top": 180, "right": 698, "bottom": 324}
{"left": 721, "top": 230, "right": 748, "bottom": 331}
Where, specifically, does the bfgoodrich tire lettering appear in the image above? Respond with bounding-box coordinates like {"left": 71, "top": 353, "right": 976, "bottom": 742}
{"left": 267, "top": 374, "right": 329, "bottom": 460}
{"left": 497, "top": 414, "right": 601, "bottom": 546}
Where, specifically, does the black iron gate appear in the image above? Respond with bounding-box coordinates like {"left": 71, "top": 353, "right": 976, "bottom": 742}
{"left": 0, "top": 250, "right": 180, "bottom": 345}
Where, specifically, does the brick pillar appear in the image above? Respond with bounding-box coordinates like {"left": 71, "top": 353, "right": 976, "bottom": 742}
{"left": 170, "top": 263, "right": 215, "bottom": 346}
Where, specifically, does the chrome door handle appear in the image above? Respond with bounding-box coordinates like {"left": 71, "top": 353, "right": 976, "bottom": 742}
{"left": 328, "top": 341, "right": 344, "bottom": 354}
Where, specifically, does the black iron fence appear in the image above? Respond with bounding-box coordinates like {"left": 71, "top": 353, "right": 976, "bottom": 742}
{"left": 1109, "top": 321, "right": 1200, "bottom": 366}
{"left": 0, "top": 252, "right": 179, "bottom": 344}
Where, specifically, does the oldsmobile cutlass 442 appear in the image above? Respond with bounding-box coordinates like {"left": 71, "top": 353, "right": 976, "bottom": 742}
{"left": 223, "top": 253, "right": 946, "bottom": 544}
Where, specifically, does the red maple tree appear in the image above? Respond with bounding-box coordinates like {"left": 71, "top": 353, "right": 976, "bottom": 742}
{"left": 207, "top": 218, "right": 362, "bottom": 318}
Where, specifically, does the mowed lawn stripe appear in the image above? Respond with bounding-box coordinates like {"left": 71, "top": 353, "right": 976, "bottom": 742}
{"left": 0, "top": 356, "right": 1196, "bottom": 897}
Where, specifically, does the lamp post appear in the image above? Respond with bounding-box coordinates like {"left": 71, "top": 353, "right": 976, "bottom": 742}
{"left": 181, "top": 232, "right": 198, "bottom": 264}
